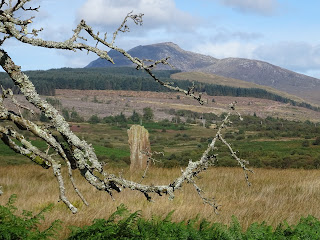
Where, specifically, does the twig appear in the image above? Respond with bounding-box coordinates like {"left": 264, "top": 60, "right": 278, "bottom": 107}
{"left": 139, "top": 150, "right": 163, "bottom": 183}
{"left": 0, "top": 5, "right": 253, "bottom": 213}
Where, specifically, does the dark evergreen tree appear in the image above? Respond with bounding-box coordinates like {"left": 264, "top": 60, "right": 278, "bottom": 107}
{"left": 130, "top": 110, "right": 141, "bottom": 123}
{"left": 143, "top": 107, "right": 154, "bottom": 121}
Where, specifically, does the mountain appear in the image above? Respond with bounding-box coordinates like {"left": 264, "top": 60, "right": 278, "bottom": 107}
{"left": 86, "top": 42, "right": 320, "bottom": 105}
{"left": 86, "top": 42, "right": 217, "bottom": 70}
{"left": 195, "top": 58, "right": 320, "bottom": 103}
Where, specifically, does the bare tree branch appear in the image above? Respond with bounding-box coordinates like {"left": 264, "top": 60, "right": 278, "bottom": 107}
{"left": 0, "top": 2, "right": 251, "bottom": 213}
{"left": 111, "top": 11, "right": 144, "bottom": 45}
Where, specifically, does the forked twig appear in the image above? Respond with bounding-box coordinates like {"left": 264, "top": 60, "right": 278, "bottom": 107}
{"left": 0, "top": 2, "right": 252, "bottom": 213}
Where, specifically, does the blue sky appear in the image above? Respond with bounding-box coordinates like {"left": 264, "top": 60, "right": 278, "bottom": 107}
{"left": 2, "top": 0, "right": 320, "bottom": 78}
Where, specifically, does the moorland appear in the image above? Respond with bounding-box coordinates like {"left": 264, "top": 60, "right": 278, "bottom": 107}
{"left": 1, "top": 67, "right": 320, "bottom": 239}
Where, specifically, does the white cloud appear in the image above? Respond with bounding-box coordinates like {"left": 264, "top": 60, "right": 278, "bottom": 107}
{"left": 77, "top": 0, "right": 199, "bottom": 33}
{"left": 219, "top": 0, "right": 278, "bottom": 15}
{"left": 56, "top": 50, "right": 98, "bottom": 68}
{"left": 209, "top": 28, "right": 263, "bottom": 43}
{"left": 304, "top": 70, "right": 320, "bottom": 79}
{"left": 193, "top": 40, "right": 320, "bottom": 78}
{"left": 193, "top": 41, "right": 257, "bottom": 59}
{"left": 253, "top": 42, "right": 320, "bottom": 72}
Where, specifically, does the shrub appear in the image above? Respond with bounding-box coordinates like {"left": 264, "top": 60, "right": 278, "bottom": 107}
{"left": 143, "top": 107, "right": 154, "bottom": 121}
{"left": 62, "top": 108, "right": 70, "bottom": 121}
{"left": 103, "top": 142, "right": 114, "bottom": 148}
{"left": 236, "top": 135, "right": 245, "bottom": 140}
{"left": 313, "top": 137, "right": 320, "bottom": 145}
{"left": 88, "top": 114, "right": 100, "bottom": 124}
{"left": 67, "top": 204, "right": 141, "bottom": 240}
{"left": 39, "top": 112, "right": 49, "bottom": 122}
{"left": 301, "top": 140, "right": 310, "bottom": 147}
{"left": 70, "top": 110, "right": 84, "bottom": 122}
{"left": 130, "top": 110, "right": 141, "bottom": 123}
{"left": 67, "top": 205, "right": 320, "bottom": 240}
{"left": 225, "top": 132, "right": 235, "bottom": 139}
{"left": 46, "top": 97, "right": 62, "bottom": 108}
{"left": 0, "top": 195, "right": 61, "bottom": 240}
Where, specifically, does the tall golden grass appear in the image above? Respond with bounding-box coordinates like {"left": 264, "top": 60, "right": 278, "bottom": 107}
{"left": 1, "top": 165, "right": 320, "bottom": 239}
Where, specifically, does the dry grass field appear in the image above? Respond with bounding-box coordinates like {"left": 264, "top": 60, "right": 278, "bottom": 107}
{"left": 1, "top": 165, "right": 320, "bottom": 239}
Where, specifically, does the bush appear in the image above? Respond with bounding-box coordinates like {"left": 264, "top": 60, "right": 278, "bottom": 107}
{"left": 88, "top": 114, "right": 100, "bottom": 124}
{"left": 301, "top": 140, "right": 310, "bottom": 147}
{"left": 46, "top": 97, "right": 62, "bottom": 108}
{"left": 313, "top": 137, "right": 320, "bottom": 145}
{"left": 236, "top": 135, "right": 245, "bottom": 140}
{"left": 62, "top": 108, "right": 70, "bottom": 121}
{"left": 143, "top": 107, "right": 154, "bottom": 121}
{"left": 225, "top": 132, "right": 235, "bottom": 139}
{"left": 0, "top": 195, "right": 61, "bottom": 240}
{"left": 69, "top": 109, "right": 84, "bottom": 122}
{"left": 39, "top": 112, "right": 49, "bottom": 122}
{"left": 67, "top": 204, "right": 320, "bottom": 240}
{"left": 67, "top": 204, "right": 141, "bottom": 240}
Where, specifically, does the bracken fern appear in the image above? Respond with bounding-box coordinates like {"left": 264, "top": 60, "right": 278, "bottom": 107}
{"left": 0, "top": 194, "right": 61, "bottom": 240}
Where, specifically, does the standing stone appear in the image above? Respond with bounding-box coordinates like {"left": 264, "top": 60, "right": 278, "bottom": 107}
{"left": 127, "top": 125, "right": 151, "bottom": 171}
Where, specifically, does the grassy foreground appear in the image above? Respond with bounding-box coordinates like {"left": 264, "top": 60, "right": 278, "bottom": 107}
{"left": 1, "top": 165, "right": 320, "bottom": 239}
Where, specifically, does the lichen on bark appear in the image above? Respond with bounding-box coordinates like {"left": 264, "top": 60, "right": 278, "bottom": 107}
{"left": 0, "top": 0, "right": 251, "bottom": 213}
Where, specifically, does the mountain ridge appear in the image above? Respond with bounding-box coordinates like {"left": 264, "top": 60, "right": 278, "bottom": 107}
{"left": 86, "top": 42, "right": 218, "bottom": 70}
{"left": 86, "top": 42, "right": 320, "bottom": 105}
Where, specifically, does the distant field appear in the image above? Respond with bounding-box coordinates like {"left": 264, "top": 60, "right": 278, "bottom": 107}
{"left": 3, "top": 89, "right": 320, "bottom": 123}
{"left": 1, "top": 119, "right": 319, "bottom": 169}
{"left": 53, "top": 89, "right": 320, "bottom": 122}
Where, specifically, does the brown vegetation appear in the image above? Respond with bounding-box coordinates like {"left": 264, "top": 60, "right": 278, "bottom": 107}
{"left": 52, "top": 89, "right": 320, "bottom": 122}
{"left": 1, "top": 165, "right": 320, "bottom": 239}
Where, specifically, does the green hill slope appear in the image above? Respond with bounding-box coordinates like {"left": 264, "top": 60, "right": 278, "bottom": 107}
{"left": 171, "top": 72, "right": 306, "bottom": 103}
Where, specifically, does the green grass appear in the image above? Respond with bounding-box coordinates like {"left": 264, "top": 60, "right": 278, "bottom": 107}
{"left": 93, "top": 145, "right": 130, "bottom": 158}
{"left": 1, "top": 120, "right": 319, "bottom": 169}
{"left": 233, "top": 139, "right": 317, "bottom": 156}
{"left": 142, "top": 122, "right": 187, "bottom": 131}
{"left": 0, "top": 142, "right": 16, "bottom": 156}
{"left": 0, "top": 140, "right": 57, "bottom": 156}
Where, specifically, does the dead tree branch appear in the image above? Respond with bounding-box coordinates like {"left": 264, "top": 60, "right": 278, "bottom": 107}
{"left": 0, "top": 1, "right": 251, "bottom": 213}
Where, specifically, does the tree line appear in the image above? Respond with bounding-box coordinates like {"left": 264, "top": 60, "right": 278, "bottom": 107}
{"left": 1, "top": 67, "right": 318, "bottom": 111}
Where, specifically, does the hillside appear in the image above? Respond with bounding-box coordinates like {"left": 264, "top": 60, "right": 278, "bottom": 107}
{"left": 1, "top": 67, "right": 318, "bottom": 114}
{"left": 86, "top": 42, "right": 320, "bottom": 105}
{"left": 196, "top": 58, "right": 320, "bottom": 105}
{"left": 50, "top": 90, "right": 320, "bottom": 122}
{"left": 170, "top": 72, "right": 306, "bottom": 103}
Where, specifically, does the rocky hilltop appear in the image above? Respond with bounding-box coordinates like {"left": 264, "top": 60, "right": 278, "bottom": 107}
{"left": 86, "top": 42, "right": 320, "bottom": 105}
{"left": 86, "top": 42, "right": 217, "bottom": 70}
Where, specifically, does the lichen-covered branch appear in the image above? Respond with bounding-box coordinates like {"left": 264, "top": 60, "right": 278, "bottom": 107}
{"left": 0, "top": 1, "right": 251, "bottom": 213}
{"left": 0, "top": 124, "right": 77, "bottom": 212}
